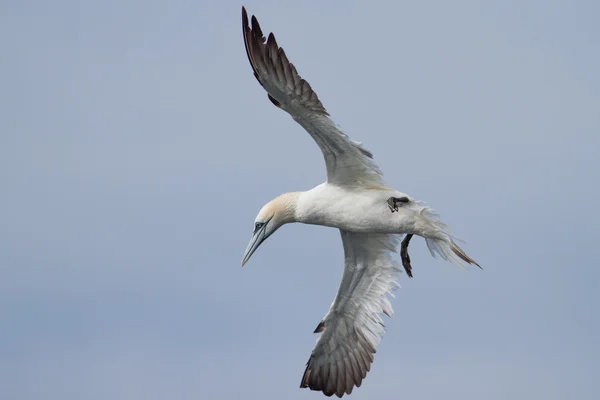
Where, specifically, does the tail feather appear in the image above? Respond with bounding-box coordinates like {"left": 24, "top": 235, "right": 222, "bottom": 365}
{"left": 415, "top": 203, "right": 481, "bottom": 269}
{"left": 450, "top": 241, "right": 481, "bottom": 268}
{"left": 425, "top": 238, "right": 481, "bottom": 268}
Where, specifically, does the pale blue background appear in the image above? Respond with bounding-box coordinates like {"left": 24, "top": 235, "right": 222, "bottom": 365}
{"left": 1, "top": 1, "right": 599, "bottom": 399}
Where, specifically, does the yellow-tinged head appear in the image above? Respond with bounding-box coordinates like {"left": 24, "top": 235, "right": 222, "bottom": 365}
{"left": 241, "top": 192, "right": 299, "bottom": 266}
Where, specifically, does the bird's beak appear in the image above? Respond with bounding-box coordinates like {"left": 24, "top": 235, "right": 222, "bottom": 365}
{"left": 241, "top": 226, "right": 266, "bottom": 266}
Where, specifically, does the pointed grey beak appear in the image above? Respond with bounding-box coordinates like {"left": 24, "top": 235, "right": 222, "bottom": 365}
{"left": 241, "top": 225, "right": 266, "bottom": 266}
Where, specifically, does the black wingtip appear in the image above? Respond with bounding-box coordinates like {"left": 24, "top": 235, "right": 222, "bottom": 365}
{"left": 268, "top": 93, "right": 282, "bottom": 108}
{"left": 250, "top": 15, "right": 259, "bottom": 32}
{"left": 300, "top": 356, "right": 312, "bottom": 388}
{"left": 267, "top": 32, "right": 278, "bottom": 48}
{"left": 241, "top": 6, "right": 248, "bottom": 26}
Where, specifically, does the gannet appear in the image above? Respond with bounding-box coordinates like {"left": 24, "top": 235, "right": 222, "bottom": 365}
{"left": 240, "top": 6, "right": 481, "bottom": 398}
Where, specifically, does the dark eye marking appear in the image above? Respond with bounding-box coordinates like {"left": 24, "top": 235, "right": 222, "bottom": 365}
{"left": 254, "top": 222, "right": 264, "bottom": 232}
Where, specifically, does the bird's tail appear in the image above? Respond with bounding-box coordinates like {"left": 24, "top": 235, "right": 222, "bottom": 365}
{"left": 414, "top": 203, "right": 481, "bottom": 269}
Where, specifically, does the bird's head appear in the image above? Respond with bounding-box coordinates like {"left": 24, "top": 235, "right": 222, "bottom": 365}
{"left": 241, "top": 192, "right": 298, "bottom": 266}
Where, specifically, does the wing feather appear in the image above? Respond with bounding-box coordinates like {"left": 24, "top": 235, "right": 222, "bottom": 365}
{"left": 300, "top": 231, "right": 402, "bottom": 397}
{"left": 242, "top": 7, "right": 384, "bottom": 187}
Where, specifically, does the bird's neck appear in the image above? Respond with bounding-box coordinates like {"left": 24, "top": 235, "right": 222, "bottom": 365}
{"left": 273, "top": 192, "right": 301, "bottom": 224}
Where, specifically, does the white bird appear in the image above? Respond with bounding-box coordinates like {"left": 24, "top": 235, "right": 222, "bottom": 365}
{"left": 240, "top": 7, "right": 481, "bottom": 398}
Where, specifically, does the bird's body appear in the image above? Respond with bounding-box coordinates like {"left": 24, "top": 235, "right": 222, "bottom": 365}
{"left": 239, "top": 6, "right": 480, "bottom": 398}
{"left": 297, "top": 184, "right": 413, "bottom": 234}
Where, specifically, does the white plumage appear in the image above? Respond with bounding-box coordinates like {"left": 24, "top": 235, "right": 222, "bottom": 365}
{"left": 240, "top": 7, "right": 480, "bottom": 397}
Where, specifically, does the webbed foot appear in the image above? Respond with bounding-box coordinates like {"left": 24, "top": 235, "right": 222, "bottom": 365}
{"left": 387, "top": 196, "right": 409, "bottom": 213}
{"left": 401, "top": 233, "right": 414, "bottom": 278}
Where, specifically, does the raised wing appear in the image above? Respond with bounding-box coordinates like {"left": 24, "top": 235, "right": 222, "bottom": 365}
{"left": 301, "top": 231, "right": 402, "bottom": 397}
{"left": 242, "top": 7, "right": 384, "bottom": 187}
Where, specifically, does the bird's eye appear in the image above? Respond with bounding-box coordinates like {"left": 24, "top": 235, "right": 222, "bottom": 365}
{"left": 254, "top": 222, "right": 264, "bottom": 232}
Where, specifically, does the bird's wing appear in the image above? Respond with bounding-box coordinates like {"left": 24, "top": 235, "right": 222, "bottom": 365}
{"left": 242, "top": 7, "right": 384, "bottom": 187}
{"left": 301, "top": 230, "right": 402, "bottom": 397}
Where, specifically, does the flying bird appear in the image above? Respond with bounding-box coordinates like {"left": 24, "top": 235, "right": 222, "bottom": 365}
{"left": 240, "top": 6, "right": 481, "bottom": 398}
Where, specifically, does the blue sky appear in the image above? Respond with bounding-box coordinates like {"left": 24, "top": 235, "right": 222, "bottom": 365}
{"left": 1, "top": 1, "right": 599, "bottom": 399}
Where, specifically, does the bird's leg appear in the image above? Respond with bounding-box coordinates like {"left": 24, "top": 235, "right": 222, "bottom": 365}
{"left": 401, "top": 234, "right": 414, "bottom": 278}
{"left": 386, "top": 197, "right": 413, "bottom": 275}
{"left": 387, "top": 196, "right": 409, "bottom": 213}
